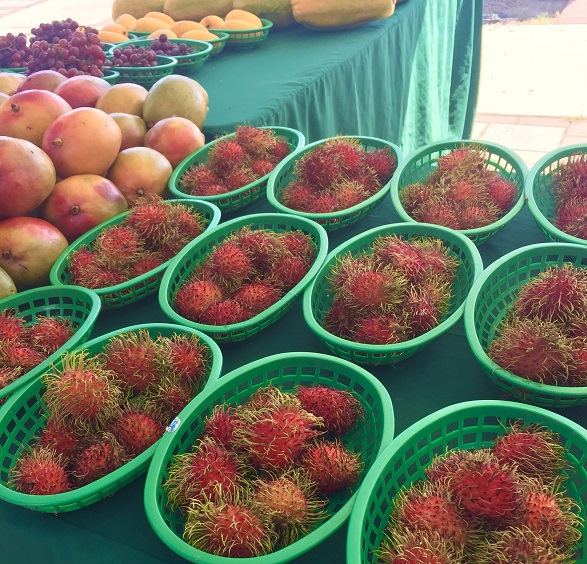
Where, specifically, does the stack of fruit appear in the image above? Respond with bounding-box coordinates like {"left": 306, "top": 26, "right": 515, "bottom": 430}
{"left": 551, "top": 152, "right": 587, "bottom": 239}
{"left": 375, "top": 423, "right": 581, "bottom": 562}
{"left": 8, "top": 328, "right": 214, "bottom": 495}
{"left": 163, "top": 383, "right": 364, "bottom": 557}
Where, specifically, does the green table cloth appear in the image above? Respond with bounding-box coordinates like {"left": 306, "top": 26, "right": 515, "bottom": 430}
{"left": 198, "top": 0, "right": 483, "bottom": 154}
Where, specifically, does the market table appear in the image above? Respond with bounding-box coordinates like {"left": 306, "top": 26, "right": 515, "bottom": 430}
{"left": 3, "top": 186, "right": 587, "bottom": 563}
{"left": 198, "top": 0, "right": 483, "bottom": 154}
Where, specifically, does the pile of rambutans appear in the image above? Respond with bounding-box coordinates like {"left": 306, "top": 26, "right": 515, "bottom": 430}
{"left": 399, "top": 144, "right": 519, "bottom": 230}
{"left": 375, "top": 423, "right": 582, "bottom": 563}
{"left": 66, "top": 197, "right": 208, "bottom": 290}
{"left": 322, "top": 235, "right": 460, "bottom": 344}
{"left": 551, "top": 152, "right": 587, "bottom": 239}
{"left": 487, "top": 263, "right": 587, "bottom": 387}
{"left": 173, "top": 226, "right": 317, "bottom": 325}
{"left": 0, "top": 309, "right": 74, "bottom": 401}
{"left": 277, "top": 137, "right": 397, "bottom": 214}
{"left": 178, "top": 126, "right": 293, "bottom": 197}
{"left": 163, "top": 383, "right": 364, "bottom": 557}
{"left": 9, "top": 329, "right": 212, "bottom": 495}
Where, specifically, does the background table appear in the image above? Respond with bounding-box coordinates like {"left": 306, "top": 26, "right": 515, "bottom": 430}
{"left": 198, "top": 0, "right": 483, "bottom": 155}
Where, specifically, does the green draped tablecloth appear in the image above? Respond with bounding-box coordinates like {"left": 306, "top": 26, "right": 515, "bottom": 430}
{"left": 198, "top": 0, "right": 483, "bottom": 154}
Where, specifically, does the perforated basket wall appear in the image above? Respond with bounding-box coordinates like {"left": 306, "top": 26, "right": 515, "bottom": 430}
{"left": 0, "top": 323, "right": 222, "bottom": 513}
{"left": 303, "top": 222, "right": 483, "bottom": 365}
{"left": 526, "top": 144, "right": 587, "bottom": 245}
{"left": 159, "top": 213, "right": 328, "bottom": 342}
{"left": 390, "top": 139, "right": 527, "bottom": 245}
{"left": 144, "top": 352, "right": 395, "bottom": 564}
{"left": 111, "top": 54, "right": 176, "bottom": 88}
{"left": 0, "top": 285, "right": 101, "bottom": 402}
{"left": 464, "top": 242, "right": 587, "bottom": 408}
{"left": 207, "top": 19, "right": 273, "bottom": 49}
{"left": 347, "top": 400, "right": 587, "bottom": 563}
{"left": 50, "top": 199, "right": 220, "bottom": 311}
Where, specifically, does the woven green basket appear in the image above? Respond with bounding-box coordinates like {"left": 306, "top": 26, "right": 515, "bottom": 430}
{"left": 159, "top": 213, "right": 328, "bottom": 343}
{"left": 144, "top": 351, "right": 395, "bottom": 564}
{"left": 169, "top": 126, "right": 305, "bottom": 214}
{"left": 0, "top": 66, "right": 27, "bottom": 73}
{"left": 113, "top": 38, "right": 212, "bottom": 74}
{"left": 0, "top": 286, "right": 101, "bottom": 402}
{"left": 303, "top": 222, "right": 483, "bottom": 366}
{"left": 101, "top": 68, "right": 120, "bottom": 84}
{"left": 267, "top": 136, "right": 403, "bottom": 233}
{"left": 390, "top": 139, "right": 528, "bottom": 246}
{"left": 49, "top": 199, "right": 221, "bottom": 311}
{"left": 208, "top": 18, "right": 273, "bottom": 49}
{"left": 110, "top": 54, "right": 177, "bottom": 89}
{"left": 464, "top": 242, "right": 587, "bottom": 408}
{"left": 101, "top": 42, "right": 115, "bottom": 52}
{"left": 0, "top": 322, "right": 222, "bottom": 513}
{"left": 526, "top": 144, "right": 587, "bottom": 245}
{"left": 347, "top": 399, "right": 587, "bottom": 563}
{"left": 205, "top": 31, "right": 229, "bottom": 56}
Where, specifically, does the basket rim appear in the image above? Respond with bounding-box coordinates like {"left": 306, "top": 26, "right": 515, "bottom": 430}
{"left": 158, "top": 212, "right": 329, "bottom": 334}
{"left": 463, "top": 241, "right": 587, "bottom": 397}
{"left": 168, "top": 126, "right": 306, "bottom": 202}
{"left": 303, "top": 221, "right": 484, "bottom": 353}
{"left": 110, "top": 54, "right": 177, "bottom": 72}
{"left": 49, "top": 199, "right": 221, "bottom": 297}
{"left": 144, "top": 351, "right": 395, "bottom": 564}
{"left": 346, "top": 398, "right": 587, "bottom": 564}
{"left": 0, "top": 322, "right": 223, "bottom": 512}
{"left": 525, "top": 143, "right": 587, "bottom": 246}
{"left": 266, "top": 136, "right": 403, "bottom": 221}
{"left": 111, "top": 38, "right": 213, "bottom": 59}
{"left": 0, "top": 285, "right": 101, "bottom": 399}
{"left": 389, "top": 138, "right": 528, "bottom": 237}
{"left": 207, "top": 18, "right": 274, "bottom": 34}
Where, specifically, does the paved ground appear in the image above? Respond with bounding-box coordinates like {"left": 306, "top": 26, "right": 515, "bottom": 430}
{"left": 1, "top": 0, "right": 586, "bottom": 168}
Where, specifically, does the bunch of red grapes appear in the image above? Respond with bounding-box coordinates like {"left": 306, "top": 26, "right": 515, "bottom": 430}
{"left": 148, "top": 34, "right": 196, "bottom": 57}
{"left": 0, "top": 33, "right": 32, "bottom": 69}
{"left": 109, "top": 45, "right": 161, "bottom": 67}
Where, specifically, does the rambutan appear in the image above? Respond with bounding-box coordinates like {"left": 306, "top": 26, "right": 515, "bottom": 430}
{"left": 353, "top": 314, "right": 408, "bottom": 345}
{"left": 208, "top": 139, "right": 248, "bottom": 173}
{"left": 234, "top": 125, "right": 277, "bottom": 157}
{"left": 68, "top": 247, "right": 98, "bottom": 282}
{"left": 28, "top": 316, "right": 74, "bottom": 355}
{"left": 250, "top": 158, "right": 277, "bottom": 178}
{"left": 222, "top": 166, "right": 257, "bottom": 192}
{"left": 174, "top": 278, "right": 224, "bottom": 321}
{"left": 38, "top": 416, "right": 84, "bottom": 460}
{"left": 327, "top": 253, "right": 372, "bottom": 292}
{"left": 0, "top": 366, "right": 23, "bottom": 391}
{"left": 281, "top": 231, "right": 316, "bottom": 263}
{"left": 163, "top": 333, "right": 210, "bottom": 387}
{"left": 130, "top": 254, "right": 165, "bottom": 277}
{"left": 332, "top": 180, "right": 369, "bottom": 210}
{"left": 371, "top": 235, "right": 429, "bottom": 283}
{"left": 404, "top": 287, "right": 441, "bottom": 337}
{"left": 486, "top": 176, "right": 518, "bottom": 212}
{"left": 253, "top": 468, "right": 326, "bottom": 546}
{"left": 270, "top": 138, "right": 292, "bottom": 161}
{"left": 43, "top": 351, "right": 123, "bottom": 427}
{"left": 341, "top": 267, "right": 407, "bottom": 310}
{"left": 412, "top": 238, "right": 460, "bottom": 281}
{"left": 240, "top": 384, "right": 299, "bottom": 413}
{"left": 436, "top": 144, "right": 486, "bottom": 175}
{"left": 322, "top": 137, "right": 364, "bottom": 176}
{"left": 168, "top": 204, "right": 206, "bottom": 241}
{"left": 10, "top": 446, "right": 71, "bottom": 495}
{"left": 323, "top": 297, "right": 356, "bottom": 339}
{"left": 364, "top": 148, "right": 397, "bottom": 184}
{"left": 552, "top": 152, "right": 587, "bottom": 201}
{"left": 568, "top": 337, "right": 587, "bottom": 386}
{"left": 414, "top": 198, "right": 461, "bottom": 230}
{"left": 279, "top": 181, "right": 317, "bottom": 212}
{"left": 513, "top": 263, "right": 587, "bottom": 323}
{"left": 125, "top": 197, "right": 174, "bottom": 246}
{"left": 301, "top": 439, "right": 362, "bottom": 495}
{"left": 163, "top": 438, "right": 242, "bottom": 509}
{"left": 73, "top": 263, "right": 128, "bottom": 289}
{"left": 101, "top": 330, "right": 166, "bottom": 393}
{"left": 555, "top": 198, "right": 587, "bottom": 239}
{"left": 232, "top": 282, "right": 281, "bottom": 316}
{"left": 93, "top": 225, "right": 145, "bottom": 267}
{"left": 232, "top": 227, "right": 287, "bottom": 270}
{"left": 202, "top": 404, "right": 241, "bottom": 448}
{"left": 143, "top": 376, "right": 194, "bottom": 421}
{"left": 487, "top": 319, "right": 573, "bottom": 386}
{"left": 295, "top": 148, "right": 344, "bottom": 189}
{"left": 267, "top": 254, "right": 310, "bottom": 290}
{"left": 0, "top": 341, "right": 46, "bottom": 370}
{"left": 72, "top": 432, "right": 127, "bottom": 485}
{"left": 399, "top": 183, "right": 435, "bottom": 214}
{"left": 183, "top": 497, "right": 277, "bottom": 558}
{"left": 207, "top": 241, "right": 253, "bottom": 287}
{"left": 179, "top": 164, "right": 220, "bottom": 195}
{"left": 459, "top": 203, "right": 501, "bottom": 229}
{"left": 201, "top": 299, "right": 249, "bottom": 325}
{"left": 425, "top": 448, "right": 479, "bottom": 483}
{"left": 310, "top": 191, "right": 340, "bottom": 213}
{"left": 0, "top": 309, "right": 26, "bottom": 341}
{"left": 111, "top": 404, "right": 164, "bottom": 455}
{"left": 197, "top": 183, "right": 230, "bottom": 196}
{"left": 446, "top": 177, "right": 484, "bottom": 204}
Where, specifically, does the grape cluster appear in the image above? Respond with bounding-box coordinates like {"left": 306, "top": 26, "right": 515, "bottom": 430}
{"left": 110, "top": 45, "right": 160, "bottom": 67}
{"left": 149, "top": 35, "right": 195, "bottom": 57}
{"left": 29, "top": 18, "right": 98, "bottom": 44}
{"left": 27, "top": 29, "right": 108, "bottom": 77}
{"left": 0, "top": 33, "right": 33, "bottom": 68}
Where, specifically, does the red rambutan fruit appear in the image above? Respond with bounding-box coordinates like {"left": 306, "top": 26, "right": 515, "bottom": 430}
{"left": 446, "top": 177, "right": 483, "bottom": 204}
{"left": 234, "top": 125, "right": 277, "bottom": 157}
{"left": 342, "top": 267, "right": 407, "bottom": 310}
{"left": 296, "top": 384, "right": 363, "bottom": 435}
{"left": 232, "top": 282, "right": 281, "bottom": 316}
{"left": 197, "top": 183, "right": 230, "bottom": 196}
{"left": 332, "top": 180, "right": 369, "bottom": 210}
{"left": 232, "top": 227, "right": 287, "bottom": 271}
{"left": 0, "top": 309, "right": 26, "bottom": 341}
{"left": 352, "top": 314, "right": 408, "bottom": 345}
{"left": 174, "top": 278, "right": 224, "bottom": 321}
{"left": 295, "top": 148, "right": 345, "bottom": 189}
{"left": 436, "top": 144, "right": 486, "bottom": 175}
{"left": 208, "top": 139, "right": 248, "bottom": 173}
{"left": 414, "top": 198, "right": 461, "bottom": 230}
{"left": 250, "top": 158, "right": 277, "bottom": 178}
{"left": 179, "top": 163, "right": 220, "bottom": 195}
{"left": 281, "top": 231, "right": 316, "bottom": 263}
{"left": 169, "top": 204, "right": 206, "bottom": 241}
{"left": 0, "top": 341, "right": 46, "bottom": 370}
{"left": 73, "top": 263, "right": 128, "bottom": 290}
{"left": 553, "top": 152, "right": 587, "bottom": 201}
{"left": 267, "top": 254, "right": 310, "bottom": 290}
{"left": 93, "top": 225, "right": 145, "bottom": 267}
{"left": 28, "top": 316, "right": 74, "bottom": 355}
{"left": 310, "top": 191, "right": 340, "bottom": 213}
{"left": 111, "top": 404, "right": 164, "bottom": 455}
{"left": 67, "top": 247, "right": 99, "bottom": 283}
{"left": 371, "top": 235, "right": 429, "bottom": 283}
{"left": 459, "top": 203, "right": 500, "bottom": 230}
{"left": 279, "top": 181, "right": 317, "bottom": 212}
{"left": 130, "top": 254, "right": 165, "bottom": 277}
{"left": 202, "top": 404, "right": 241, "bottom": 449}
{"left": 124, "top": 197, "right": 174, "bottom": 246}
{"left": 207, "top": 241, "right": 253, "bottom": 287}
{"left": 412, "top": 237, "right": 460, "bottom": 281}
{"left": 0, "top": 366, "right": 23, "bottom": 392}
{"left": 144, "top": 376, "right": 194, "bottom": 421}
{"left": 72, "top": 432, "right": 127, "bottom": 485}
{"left": 322, "top": 137, "right": 364, "bottom": 176}
{"left": 38, "top": 416, "right": 84, "bottom": 460}
{"left": 301, "top": 439, "right": 362, "bottom": 495}
{"left": 201, "top": 299, "right": 249, "bottom": 325}
{"left": 404, "top": 287, "right": 442, "bottom": 337}
{"left": 364, "top": 148, "right": 397, "bottom": 184}
{"left": 555, "top": 198, "right": 587, "bottom": 239}
{"left": 323, "top": 297, "right": 356, "bottom": 339}
{"left": 399, "top": 183, "right": 435, "bottom": 214}
{"left": 425, "top": 448, "right": 479, "bottom": 483}
{"left": 486, "top": 176, "right": 518, "bottom": 212}
{"left": 221, "top": 166, "right": 257, "bottom": 192}
{"left": 568, "top": 337, "right": 587, "bottom": 386}
{"left": 10, "top": 446, "right": 71, "bottom": 495}
{"left": 270, "top": 138, "right": 292, "bottom": 161}
{"left": 163, "top": 333, "right": 211, "bottom": 387}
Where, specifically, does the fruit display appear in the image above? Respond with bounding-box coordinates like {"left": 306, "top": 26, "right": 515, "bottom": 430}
{"left": 109, "top": 44, "right": 162, "bottom": 67}
{"left": 0, "top": 33, "right": 33, "bottom": 70}
{"left": 6, "top": 326, "right": 218, "bottom": 497}
{"left": 172, "top": 225, "right": 318, "bottom": 325}
{"left": 178, "top": 125, "right": 293, "bottom": 197}
{"left": 487, "top": 263, "right": 587, "bottom": 388}
{"left": 398, "top": 143, "right": 520, "bottom": 230}
{"left": 374, "top": 422, "right": 581, "bottom": 562}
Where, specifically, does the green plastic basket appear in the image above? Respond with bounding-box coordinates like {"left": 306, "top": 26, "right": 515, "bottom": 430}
{"left": 101, "top": 42, "right": 115, "bottom": 52}
{"left": 526, "top": 144, "right": 587, "bottom": 245}
{"left": 464, "top": 242, "right": 587, "bottom": 408}
{"left": 159, "top": 213, "right": 328, "bottom": 343}
{"left": 303, "top": 222, "right": 483, "bottom": 366}
{"left": 169, "top": 126, "right": 305, "bottom": 214}
{"left": 144, "top": 351, "right": 395, "bottom": 564}
{"left": 0, "top": 66, "right": 27, "bottom": 73}
{"left": 49, "top": 199, "right": 221, "bottom": 311}
{"left": 101, "top": 68, "right": 120, "bottom": 84}
{"left": 0, "top": 286, "right": 101, "bottom": 402}
{"left": 110, "top": 54, "right": 177, "bottom": 89}
{"left": 208, "top": 18, "right": 273, "bottom": 49}
{"left": 347, "top": 399, "right": 587, "bottom": 563}
{"left": 267, "top": 136, "right": 403, "bottom": 233}
{"left": 113, "top": 38, "right": 212, "bottom": 74}
{"left": 0, "top": 322, "right": 222, "bottom": 513}
{"left": 390, "top": 139, "right": 528, "bottom": 246}
{"left": 205, "top": 31, "right": 229, "bottom": 56}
